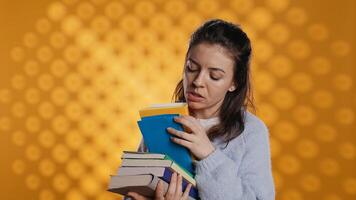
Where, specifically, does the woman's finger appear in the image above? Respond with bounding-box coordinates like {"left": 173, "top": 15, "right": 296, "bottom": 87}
{"left": 182, "top": 184, "right": 192, "bottom": 199}
{"left": 127, "top": 192, "right": 148, "bottom": 200}
{"left": 174, "top": 116, "right": 201, "bottom": 134}
{"left": 155, "top": 180, "right": 165, "bottom": 200}
{"left": 166, "top": 127, "right": 195, "bottom": 142}
{"left": 175, "top": 174, "right": 183, "bottom": 197}
{"left": 166, "top": 172, "right": 177, "bottom": 198}
{"left": 170, "top": 136, "right": 193, "bottom": 149}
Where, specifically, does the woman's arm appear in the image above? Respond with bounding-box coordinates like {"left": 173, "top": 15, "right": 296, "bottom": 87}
{"left": 194, "top": 123, "right": 275, "bottom": 200}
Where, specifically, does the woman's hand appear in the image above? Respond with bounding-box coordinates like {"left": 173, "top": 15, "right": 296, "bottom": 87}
{"left": 127, "top": 173, "right": 192, "bottom": 200}
{"left": 167, "top": 115, "right": 216, "bottom": 160}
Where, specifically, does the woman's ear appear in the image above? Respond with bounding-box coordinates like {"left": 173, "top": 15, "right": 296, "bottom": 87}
{"left": 228, "top": 84, "right": 236, "bottom": 92}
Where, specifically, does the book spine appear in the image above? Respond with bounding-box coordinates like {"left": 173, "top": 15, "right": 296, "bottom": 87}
{"left": 162, "top": 168, "right": 199, "bottom": 199}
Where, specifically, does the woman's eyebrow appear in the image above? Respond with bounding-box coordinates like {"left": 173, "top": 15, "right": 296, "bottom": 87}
{"left": 189, "top": 58, "right": 226, "bottom": 74}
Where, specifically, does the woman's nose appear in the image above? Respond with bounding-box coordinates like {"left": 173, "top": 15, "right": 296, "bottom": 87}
{"left": 192, "top": 71, "right": 205, "bottom": 87}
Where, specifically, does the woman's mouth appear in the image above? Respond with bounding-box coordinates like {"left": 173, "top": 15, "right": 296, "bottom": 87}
{"left": 187, "top": 91, "right": 204, "bottom": 102}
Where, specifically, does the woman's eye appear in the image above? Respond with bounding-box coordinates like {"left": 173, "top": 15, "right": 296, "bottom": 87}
{"left": 186, "top": 65, "right": 198, "bottom": 72}
{"left": 211, "top": 76, "right": 220, "bottom": 81}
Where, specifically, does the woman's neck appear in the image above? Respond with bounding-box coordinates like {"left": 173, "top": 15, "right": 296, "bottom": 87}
{"left": 189, "top": 107, "right": 220, "bottom": 119}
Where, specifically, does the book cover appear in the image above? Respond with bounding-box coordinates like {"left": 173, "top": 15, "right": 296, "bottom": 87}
{"left": 137, "top": 114, "right": 194, "bottom": 174}
{"left": 139, "top": 103, "right": 189, "bottom": 118}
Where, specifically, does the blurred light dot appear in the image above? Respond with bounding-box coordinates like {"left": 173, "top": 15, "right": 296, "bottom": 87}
{"left": 296, "top": 139, "right": 319, "bottom": 159}
{"left": 270, "top": 88, "right": 296, "bottom": 110}
{"left": 39, "top": 159, "right": 56, "bottom": 177}
{"left": 314, "top": 124, "right": 336, "bottom": 142}
{"left": 289, "top": 72, "right": 313, "bottom": 93}
{"left": 230, "top": 0, "right": 254, "bottom": 14}
{"left": 52, "top": 115, "right": 70, "bottom": 135}
{"left": 38, "top": 101, "right": 55, "bottom": 120}
{"left": 38, "top": 129, "right": 56, "bottom": 148}
{"left": 38, "top": 73, "right": 54, "bottom": 91}
{"left": 286, "top": 7, "right": 307, "bottom": 26}
{"left": 134, "top": 0, "right": 156, "bottom": 19}
{"left": 278, "top": 154, "right": 300, "bottom": 175}
{"left": 12, "top": 130, "right": 26, "bottom": 146}
{"left": 266, "top": 0, "right": 290, "bottom": 12}
{"left": 61, "top": 15, "right": 82, "bottom": 36}
{"left": 64, "top": 45, "right": 82, "bottom": 64}
{"left": 80, "top": 176, "right": 100, "bottom": 196}
{"left": 77, "top": 2, "right": 95, "bottom": 20}
{"left": 292, "top": 105, "right": 316, "bottom": 126}
{"left": 331, "top": 40, "right": 351, "bottom": 56}
{"left": 319, "top": 158, "right": 340, "bottom": 176}
{"left": 50, "top": 59, "right": 68, "bottom": 77}
{"left": 79, "top": 145, "right": 99, "bottom": 165}
{"left": 23, "top": 32, "right": 39, "bottom": 48}
{"left": 248, "top": 7, "right": 273, "bottom": 31}
{"left": 312, "top": 90, "right": 334, "bottom": 108}
{"left": 25, "top": 144, "right": 42, "bottom": 161}
{"left": 37, "top": 46, "right": 53, "bottom": 63}
{"left": 25, "top": 174, "right": 40, "bottom": 190}
{"left": 51, "top": 87, "right": 69, "bottom": 106}
{"left": 66, "top": 189, "right": 86, "bottom": 200}
{"left": 343, "top": 178, "right": 356, "bottom": 194}
{"left": 39, "top": 189, "right": 55, "bottom": 200}
{"left": 119, "top": 15, "right": 141, "bottom": 34}
{"left": 65, "top": 102, "right": 83, "bottom": 120}
{"left": 270, "top": 137, "right": 281, "bottom": 158}
{"left": 105, "top": 2, "right": 124, "bottom": 19}
{"left": 25, "top": 88, "right": 41, "bottom": 104}
{"left": 323, "top": 194, "right": 342, "bottom": 200}
{"left": 48, "top": 2, "right": 67, "bottom": 21}
{"left": 257, "top": 103, "right": 279, "bottom": 125}
{"left": 254, "top": 70, "right": 275, "bottom": 94}
{"left": 288, "top": 39, "right": 310, "bottom": 59}
{"left": 281, "top": 188, "right": 303, "bottom": 200}
{"left": 0, "top": 89, "right": 11, "bottom": 103}
{"left": 12, "top": 159, "right": 26, "bottom": 175}
{"left": 254, "top": 39, "right": 274, "bottom": 62}
{"left": 25, "top": 116, "right": 41, "bottom": 133}
{"left": 149, "top": 13, "right": 172, "bottom": 34}
{"left": 180, "top": 12, "right": 202, "bottom": 34}
{"left": 76, "top": 29, "right": 97, "bottom": 49}
{"left": 308, "top": 24, "right": 329, "bottom": 41}
{"left": 339, "top": 142, "right": 355, "bottom": 160}
{"left": 267, "top": 23, "right": 290, "bottom": 44}
{"left": 53, "top": 173, "right": 70, "bottom": 192}
{"left": 52, "top": 144, "right": 71, "bottom": 163}
{"left": 24, "top": 60, "right": 40, "bottom": 76}
{"left": 66, "top": 159, "right": 86, "bottom": 179}
{"left": 335, "top": 108, "right": 354, "bottom": 125}
{"left": 196, "top": 0, "right": 218, "bottom": 16}
{"left": 11, "top": 102, "right": 26, "bottom": 118}
{"left": 50, "top": 32, "right": 67, "bottom": 49}
{"left": 267, "top": 55, "right": 293, "bottom": 77}
{"left": 309, "top": 56, "right": 331, "bottom": 75}
{"left": 0, "top": 116, "right": 11, "bottom": 131}
{"left": 299, "top": 174, "right": 321, "bottom": 192}
{"left": 333, "top": 74, "right": 353, "bottom": 91}
{"left": 91, "top": 16, "right": 111, "bottom": 34}
{"left": 10, "top": 46, "right": 25, "bottom": 62}
{"left": 36, "top": 18, "right": 51, "bottom": 34}
{"left": 273, "top": 120, "right": 298, "bottom": 142}
{"left": 164, "top": 0, "right": 187, "bottom": 19}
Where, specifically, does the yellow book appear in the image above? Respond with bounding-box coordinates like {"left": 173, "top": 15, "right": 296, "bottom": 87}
{"left": 139, "top": 103, "right": 189, "bottom": 118}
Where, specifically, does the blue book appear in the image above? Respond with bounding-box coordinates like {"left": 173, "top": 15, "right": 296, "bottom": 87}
{"left": 137, "top": 114, "right": 195, "bottom": 175}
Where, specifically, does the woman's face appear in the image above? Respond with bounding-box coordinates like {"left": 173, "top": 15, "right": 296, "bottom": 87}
{"left": 183, "top": 42, "right": 236, "bottom": 119}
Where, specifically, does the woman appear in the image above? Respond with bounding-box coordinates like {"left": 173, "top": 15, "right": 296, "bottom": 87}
{"left": 127, "top": 19, "right": 275, "bottom": 200}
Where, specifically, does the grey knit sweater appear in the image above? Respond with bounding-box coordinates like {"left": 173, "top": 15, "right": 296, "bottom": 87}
{"left": 125, "top": 111, "right": 275, "bottom": 200}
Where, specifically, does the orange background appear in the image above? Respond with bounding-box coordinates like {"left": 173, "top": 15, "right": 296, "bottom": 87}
{"left": 0, "top": 0, "right": 355, "bottom": 199}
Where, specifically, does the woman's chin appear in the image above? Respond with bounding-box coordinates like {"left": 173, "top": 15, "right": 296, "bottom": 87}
{"left": 187, "top": 101, "right": 205, "bottom": 110}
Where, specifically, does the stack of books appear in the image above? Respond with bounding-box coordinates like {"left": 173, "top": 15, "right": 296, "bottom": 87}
{"left": 108, "top": 103, "right": 199, "bottom": 199}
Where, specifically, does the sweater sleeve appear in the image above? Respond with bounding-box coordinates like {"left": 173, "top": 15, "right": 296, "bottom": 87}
{"left": 194, "top": 122, "right": 275, "bottom": 200}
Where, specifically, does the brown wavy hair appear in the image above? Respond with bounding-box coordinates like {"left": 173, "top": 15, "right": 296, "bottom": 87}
{"left": 172, "top": 19, "right": 255, "bottom": 145}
